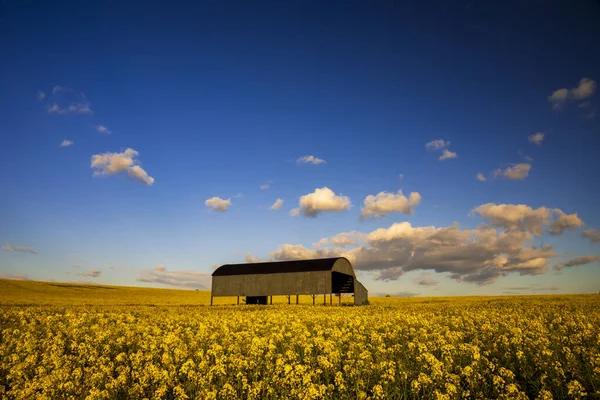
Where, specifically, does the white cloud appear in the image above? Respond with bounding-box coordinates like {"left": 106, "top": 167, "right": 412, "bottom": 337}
{"left": 297, "top": 155, "right": 326, "bottom": 165}
{"left": 289, "top": 208, "right": 300, "bottom": 217}
{"left": 3, "top": 244, "right": 37, "bottom": 254}
{"left": 96, "top": 125, "right": 111, "bottom": 134}
{"left": 548, "top": 210, "right": 584, "bottom": 235}
{"left": 244, "top": 254, "right": 265, "bottom": 263}
{"left": 472, "top": 204, "right": 583, "bottom": 237}
{"left": 260, "top": 181, "right": 271, "bottom": 190}
{"left": 37, "top": 91, "right": 45, "bottom": 100}
{"left": 268, "top": 209, "right": 563, "bottom": 285}
{"left": 60, "top": 139, "right": 73, "bottom": 147}
{"left": 82, "top": 269, "right": 102, "bottom": 277}
{"left": 494, "top": 163, "right": 531, "bottom": 180}
{"left": 205, "top": 197, "right": 232, "bottom": 212}
{"left": 476, "top": 173, "right": 487, "bottom": 182}
{"left": 548, "top": 78, "right": 597, "bottom": 109}
{"left": 548, "top": 88, "right": 569, "bottom": 109}
{"left": 582, "top": 228, "right": 600, "bottom": 243}
{"left": 295, "top": 187, "right": 351, "bottom": 217}
{"left": 439, "top": 149, "right": 458, "bottom": 160}
{"left": 528, "top": 132, "right": 545, "bottom": 145}
{"left": 360, "top": 190, "right": 422, "bottom": 220}
{"left": 571, "top": 78, "right": 597, "bottom": 100}
{"left": 137, "top": 264, "right": 211, "bottom": 289}
{"left": 269, "top": 198, "right": 284, "bottom": 210}
{"left": 90, "top": 148, "right": 154, "bottom": 186}
{"left": 554, "top": 255, "right": 599, "bottom": 270}
{"left": 127, "top": 165, "right": 155, "bottom": 186}
{"left": 472, "top": 203, "right": 551, "bottom": 236}
{"left": 312, "top": 238, "right": 329, "bottom": 248}
{"left": 425, "top": 139, "right": 450, "bottom": 151}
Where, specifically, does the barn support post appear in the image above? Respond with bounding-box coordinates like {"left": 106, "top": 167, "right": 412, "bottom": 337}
{"left": 330, "top": 293, "right": 332, "bottom": 306}
{"left": 296, "top": 295, "right": 299, "bottom": 305}
{"left": 324, "top": 294, "right": 326, "bottom": 305}
{"left": 270, "top": 296, "right": 273, "bottom": 305}
{"left": 286, "top": 295, "right": 290, "bottom": 305}
{"left": 237, "top": 296, "right": 239, "bottom": 305}
{"left": 339, "top": 293, "right": 341, "bottom": 306}
{"left": 311, "top": 294, "right": 316, "bottom": 305}
{"left": 210, "top": 296, "right": 213, "bottom": 306}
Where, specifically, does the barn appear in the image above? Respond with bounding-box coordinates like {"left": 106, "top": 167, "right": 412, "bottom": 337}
{"left": 211, "top": 257, "right": 368, "bottom": 306}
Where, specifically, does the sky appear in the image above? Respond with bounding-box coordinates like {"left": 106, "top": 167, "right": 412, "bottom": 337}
{"left": 1, "top": 0, "right": 599, "bottom": 296}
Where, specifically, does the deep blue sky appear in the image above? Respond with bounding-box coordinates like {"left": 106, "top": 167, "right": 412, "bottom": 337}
{"left": 1, "top": 0, "right": 599, "bottom": 296}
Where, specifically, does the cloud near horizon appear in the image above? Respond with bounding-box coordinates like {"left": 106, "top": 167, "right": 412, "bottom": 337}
{"left": 137, "top": 264, "right": 211, "bottom": 289}
{"left": 3, "top": 244, "right": 37, "bottom": 254}
{"left": 554, "top": 255, "right": 599, "bottom": 271}
{"left": 265, "top": 202, "right": 588, "bottom": 286}
{"left": 82, "top": 269, "right": 102, "bottom": 277}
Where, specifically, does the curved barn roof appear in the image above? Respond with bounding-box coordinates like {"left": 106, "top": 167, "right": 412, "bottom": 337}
{"left": 212, "top": 257, "right": 351, "bottom": 276}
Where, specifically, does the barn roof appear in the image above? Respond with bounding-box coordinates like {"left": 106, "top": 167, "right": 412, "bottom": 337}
{"left": 212, "top": 257, "right": 348, "bottom": 276}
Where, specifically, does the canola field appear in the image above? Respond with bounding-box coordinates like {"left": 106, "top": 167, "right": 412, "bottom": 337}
{"left": 1, "top": 280, "right": 599, "bottom": 399}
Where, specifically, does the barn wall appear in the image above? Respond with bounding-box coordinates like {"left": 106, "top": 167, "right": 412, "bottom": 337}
{"left": 354, "top": 280, "right": 368, "bottom": 305}
{"left": 212, "top": 271, "right": 331, "bottom": 297}
{"left": 332, "top": 258, "right": 355, "bottom": 277}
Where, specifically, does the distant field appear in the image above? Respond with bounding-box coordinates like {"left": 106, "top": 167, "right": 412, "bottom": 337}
{"left": 1, "top": 279, "right": 599, "bottom": 399}
{"left": 0, "top": 279, "right": 356, "bottom": 306}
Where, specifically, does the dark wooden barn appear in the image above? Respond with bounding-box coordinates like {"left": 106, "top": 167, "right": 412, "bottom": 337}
{"left": 211, "top": 257, "right": 368, "bottom": 305}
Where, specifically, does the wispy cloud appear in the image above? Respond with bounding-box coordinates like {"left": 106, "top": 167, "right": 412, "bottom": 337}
{"left": 60, "top": 139, "right": 73, "bottom": 147}
{"left": 96, "top": 125, "right": 111, "bottom": 134}
{"left": 426, "top": 139, "right": 458, "bottom": 160}
{"left": 554, "top": 255, "right": 599, "bottom": 271}
{"left": 82, "top": 269, "right": 102, "bottom": 277}
{"left": 269, "top": 198, "right": 284, "bottom": 210}
{"left": 476, "top": 173, "right": 487, "bottom": 182}
{"left": 528, "top": 132, "right": 545, "bottom": 145}
{"left": 297, "top": 155, "right": 326, "bottom": 165}
{"left": 260, "top": 181, "right": 272, "bottom": 190}
{"left": 582, "top": 228, "right": 600, "bottom": 244}
{"left": 548, "top": 78, "right": 597, "bottom": 109}
{"left": 205, "top": 197, "right": 232, "bottom": 212}
{"left": 414, "top": 273, "right": 439, "bottom": 286}
{"left": 425, "top": 139, "right": 450, "bottom": 151}
{"left": 91, "top": 148, "right": 155, "bottom": 186}
{"left": 494, "top": 163, "right": 532, "bottom": 180}
{"left": 43, "top": 85, "right": 93, "bottom": 115}
{"left": 439, "top": 149, "right": 458, "bottom": 160}
{"left": 137, "top": 264, "right": 211, "bottom": 289}
{"left": 3, "top": 244, "right": 37, "bottom": 254}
